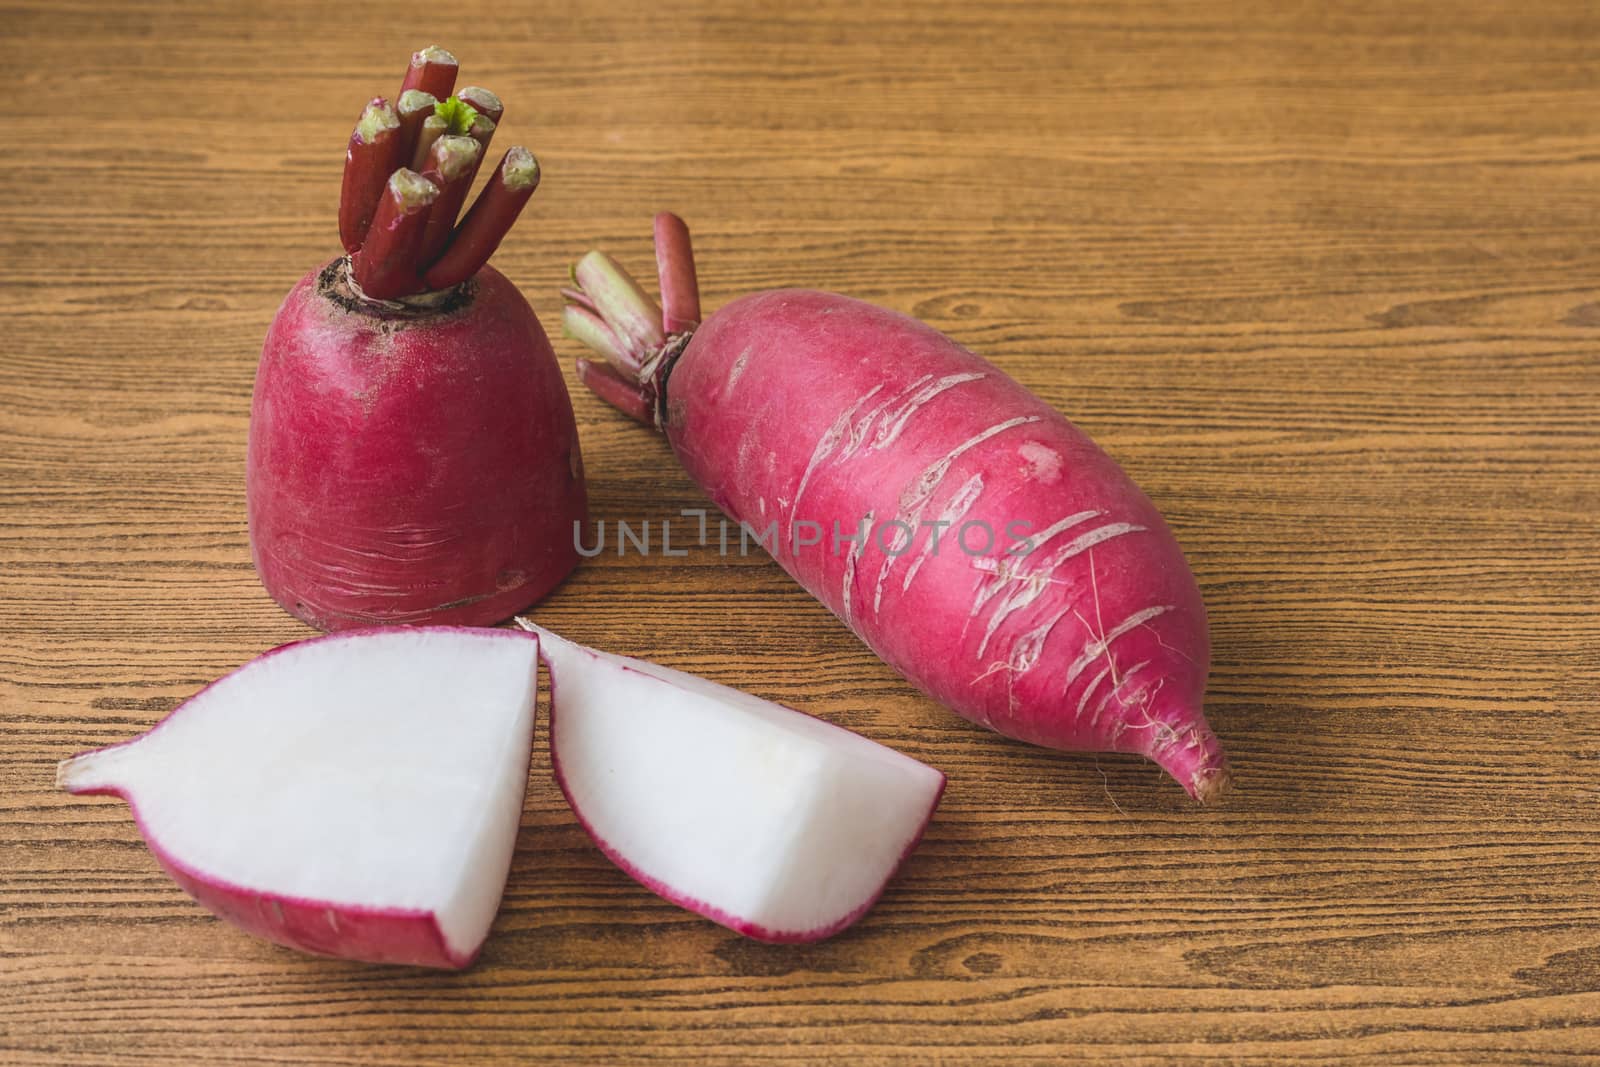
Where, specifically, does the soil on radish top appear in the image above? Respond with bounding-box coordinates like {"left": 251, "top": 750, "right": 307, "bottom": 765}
{"left": 317, "top": 257, "right": 477, "bottom": 325}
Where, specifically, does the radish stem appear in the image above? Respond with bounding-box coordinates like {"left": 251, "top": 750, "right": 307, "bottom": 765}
{"left": 423, "top": 146, "right": 540, "bottom": 290}
{"left": 562, "top": 304, "right": 635, "bottom": 373}
{"left": 338, "top": 98, "right": 402, "bottom": 254}
{"left": 654, "top": 212, "right": 701, "bottom": 334}
{"left": 575, "top": 358, "right": 653, "bottom": 426}
{"left": 397, "top": 89, "right": 438, "bottom": 163}
{"left": 560, "top": 287, "right": 598, "bottom": 316}
{"left": 350, "top": 169, "right": 439, "bottom": 300}
{"left": 457, "top": 86, "right": 503, "bottom": 124}
{"left": 411, "top": 114, "right": 448, "bottom": 172}
{"left": 400, "top": 45, "right": 458, "bottom": 101}
{"left": 572, "top": 252, "right": 665, "bottom": 364}
{"left": 418, "top": 135, "right": 484, "bottom": 266}
{"left": 467, "top": 112, "right": 496, "bottom": 152}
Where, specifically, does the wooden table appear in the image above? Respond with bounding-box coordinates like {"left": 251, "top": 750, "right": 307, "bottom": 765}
{"left": 5, "top": 1, "right": 1598, "bottom": 1063}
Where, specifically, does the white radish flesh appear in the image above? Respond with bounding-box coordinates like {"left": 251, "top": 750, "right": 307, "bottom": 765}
{"left": 525, "top": 621, "right": 945, "bottom": 942}
{"left": 57, "top": 627, "right": 540, "bottom": 969}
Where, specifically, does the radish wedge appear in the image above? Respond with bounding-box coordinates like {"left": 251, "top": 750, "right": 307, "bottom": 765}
{"left": 521, "top": 620, "right": 945, "bottom": 942}
{"left": 56, "top": 627, "right": 540, "bottom": 969}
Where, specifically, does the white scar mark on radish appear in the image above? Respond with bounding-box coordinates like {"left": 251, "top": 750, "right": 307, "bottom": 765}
{"left": 973, "top": 521, "right": 1149, "bottom": 658}
{"left": 969, "top": 509, "right": 1103, "bottom": 617}
{"left": 900, "top": 472, "right": 984, "bottom": 596}
{"left": 726, "top": 346, "right": 754, "bottom": 391}
{"left": 1008, "top": 509, "right": 1105, "bottom": 561}
{"left": 1075, "top": 662, "right": 1115, "bottom": 722}
{"left": 968, "top": 658, "right": 1015, "bottom": 728}
{"left": 902, "top": 416, "right": 1041, "bottom": 516}
{"left": 325, "top": 908, "right": 341, "bottom": 933}
{"left": 1019, "top": 440, "right": 1064, "bottom": 482}
{"left": 871, "top": 415, "right": 1041, "bottom": 618}
{"left": 1071, "top": 554, "right": 1122, "bottom": 700}
{"left": 870, "top": 372, "right": 987, "bottom": 451}
{"left": 1091, "top": 660, "right": 1152, "bottom": 729}
{"left": 840, "top": 509, "right": 874, "bottom": 630}
{"left": 1010, "top": 606, "right": 1071, "bottom": 673}
{"left": 792, "top": 383, "right": 886, "bottom": 511}
{"left": 833, "top": 373, "right": 985, "bottom": 466}
{"left": 1113, "top": 678, "right": 1172, "bottom": 746}
{"left": 1064, "top": 605, "right": 1172, "bottom": 688}
{"left": 839, "top": 378, "right": 921, "bottom": 461}
{"left": 871, "top": 521, "right": 913, "bottom": 616}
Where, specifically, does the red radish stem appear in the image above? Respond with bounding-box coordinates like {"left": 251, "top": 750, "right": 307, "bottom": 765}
{"left": 654, "top": 212, "right": 701, "bottom": 334}
{"left": 411, "top": 114, "right": 448, "bottom": 171}
{"left": 418, "top": 135, "right": 484, "bottom": 265}
{"left": 468, "top": 112, "right": 496, "bottom": 152}
{"left": 396, "top": 89, "right": 438, "bottom": 162}
{"left": 575, "top": 359, "right": 653, "bottom": 426}
{"left": 560, "top": 215, "right": 1230, "bottom": 802}
{"left": 337, "top": 98, "right": 402, "bottom": 254}
{"left": 423, "top": 147, "right": 540, "bottom": 291}
{"left": 350, "top": 169, "right": 439, "bottom": 300}
{"left": 457, "top": 86, "right": 503, "bottom": 124}
{"left": 400, "top": 45, "right": 458, "bottom": 101}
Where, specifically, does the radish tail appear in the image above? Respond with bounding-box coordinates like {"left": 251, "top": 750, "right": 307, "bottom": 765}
{"left": 1138, "top": 697, "right": 1232, "bottom": 804}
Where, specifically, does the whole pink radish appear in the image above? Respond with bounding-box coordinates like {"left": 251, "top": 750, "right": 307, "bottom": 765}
{"left": 564, "top": 214, "right": 1229, "bottom": 801}
{"left": 249, "top": 48, "right": 582, "bottom": 630}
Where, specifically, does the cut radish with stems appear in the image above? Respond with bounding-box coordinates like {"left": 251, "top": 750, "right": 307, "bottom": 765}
{"left": 249, "top": 257, "right": 585, "bottom": 630}
{"left": 57, "top": 628, "right": 540, "bottom": 969}
{"left": 252, "top": 48, "right": 578, "bottom": 630}
{"left": 520, "top": 620, "right": 945, "bottom": 942}
{"left": 560, "top": 214, "right": 1229, "bottom": 802}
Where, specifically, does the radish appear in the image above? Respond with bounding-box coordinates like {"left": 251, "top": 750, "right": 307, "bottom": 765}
{"left": 563, "top": 215, "right": 1230, "bottom": 802}
{"left": 521, "top": 621, "right": 945, "bottom": 941}
{"left": 249, "top": 47, "right": 584, "bottom": 630}
{"left": 56, "top": 627, "right": 539, "bottom": 969}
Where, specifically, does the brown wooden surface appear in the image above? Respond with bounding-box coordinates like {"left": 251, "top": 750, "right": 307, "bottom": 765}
{"left": 4, "top": 0, "right": 1599, "bottom": 1063}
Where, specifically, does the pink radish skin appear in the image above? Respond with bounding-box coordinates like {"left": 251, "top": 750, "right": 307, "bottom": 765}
{"left": 56, "top": 627, "right": 542, "bottom": 969}
{"left": 564, "top": 219, "right": 1228, "bottom": 802}
{"left": 249, "top": 259, "right": 586, "bottom": 630}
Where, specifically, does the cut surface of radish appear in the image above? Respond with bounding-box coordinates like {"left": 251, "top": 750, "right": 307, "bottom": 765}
{"left": 524, "top": 621, "right": 945, "bottom": 942}
{"left": 57, "top": 627, "right": 539, "bottom": 968}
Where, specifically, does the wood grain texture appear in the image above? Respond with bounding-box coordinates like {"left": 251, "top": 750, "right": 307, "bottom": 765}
{"left": 4, "top": 0, "right": 1599, "bottom": 1062}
